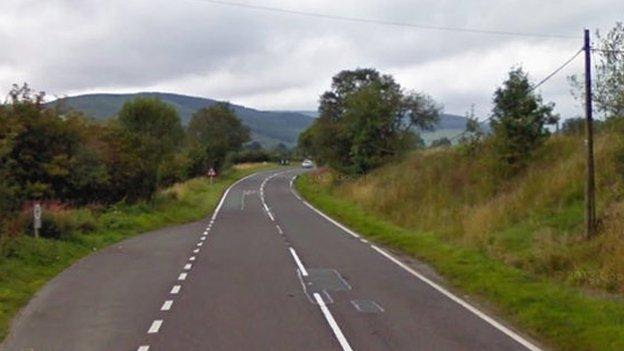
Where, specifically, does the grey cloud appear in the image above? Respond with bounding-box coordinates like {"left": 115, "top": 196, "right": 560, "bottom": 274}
{"left": 0, "top": 0, "right": 622, "bottom": 115}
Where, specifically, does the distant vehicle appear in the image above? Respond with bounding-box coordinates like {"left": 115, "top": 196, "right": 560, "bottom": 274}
{"left": 301, "top": 159, "right": 314, "bottom": 168}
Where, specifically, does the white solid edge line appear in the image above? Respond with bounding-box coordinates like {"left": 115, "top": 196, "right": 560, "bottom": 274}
{"left": 313, "top": 293, "right": 353, "bottom": 351}
{"left": 288, "top": 247, "right": 308, "bottom": 277}
{"left": 161, "top": 300, "right": 174, "bottom": 311}
{"left": 147, "top": 320, "right": 163, "bottom": 334}
{"left": 137, "top": 346, "right": 150, "bottom": 351}
{"left": 301, "top": 201, "right": 359, "bottom": 239}
{"left": 370, "top": 245, "right": 541, "bottom": 351}
{"left": 170, "top": 285, "right": 181, "bottom": 294}
{"left": 293, "top": 182, "right": 541, "bottom": 351}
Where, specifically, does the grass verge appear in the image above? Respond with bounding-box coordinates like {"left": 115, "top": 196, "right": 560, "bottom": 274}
{"left": 296, "top": 174, "right": 624, "bottom": 351}
{"left": 0, "top": 163, "right": 275, "bottom": 341}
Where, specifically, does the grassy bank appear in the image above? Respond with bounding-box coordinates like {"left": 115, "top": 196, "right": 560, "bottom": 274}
{"left": 295, "top": 131, "right": 624, "bottom": 350}
{"left": 0, "top": 163, "right": 274, "bottom": 341}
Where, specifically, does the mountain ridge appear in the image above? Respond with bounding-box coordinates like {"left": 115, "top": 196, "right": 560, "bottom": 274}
{"left": 49, "top": 92, "right": 315, "bottom": 147}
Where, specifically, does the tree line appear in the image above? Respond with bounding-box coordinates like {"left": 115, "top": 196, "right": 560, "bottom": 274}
{"left": 0, "top": 85, "right": 252, "bottom": 225}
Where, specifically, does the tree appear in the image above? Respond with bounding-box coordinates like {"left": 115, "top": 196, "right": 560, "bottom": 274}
{"left": 490, "top": 67, "right": 558, "bottom": 168}
{"left": 187, "top": 103, "right": 250, "bottom": 174}
{"left": 118, "top": 97, "right": 184, "bottom": 164}
{"left": 569, "top": 22, "right": 624, "bottom": 119}
{"left": 117, "top": 97, "right": 184, "bottom": 196}
{"left": 458, "top": 105, "right": 485, "bottom": 155}
{"left": 300, "top": 68, "right": 441, "bottom": 175}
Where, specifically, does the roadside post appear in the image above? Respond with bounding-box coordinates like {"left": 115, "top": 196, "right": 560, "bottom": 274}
{"left": 208, "top": 167, "right": 217, "bottom": 184}
{"left": 33, "top": 203, "right": 42, "bottom": 238}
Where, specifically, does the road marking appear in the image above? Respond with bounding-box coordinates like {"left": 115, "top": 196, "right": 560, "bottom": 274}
{"left": 267, "top": 211, "right": 275, "bottom": 221}
{"left": 197, "top": 242, "right": 203, "bottom": 247}
{"left": 211, "top": 172, "right": 258, "bottom": 221}
{"left": 313, "top": 293, "right": 353, "bottom": 351}
{"left": 300, "top": 201, "right": 359, "bottom": 239}
{"left": 178, "top": 273, "right": 188, "bottom": 281}
{"left": 289, "top": 247, "right": 308, "bottom": 277}
{"left": 170, "top": 285, "right": 181, "bottom": 294}
{"left": 200, "top": 236, "right": 206, "bottom": 241}
{"left": 369, "top": 245, "right": 541, "bottom": 351}
{"left": 189, "top": 256, "right": 196, "bottom": 261}
{"left": 184, "top": 263, "right": 192, "bottom": 270}
{"left": 263, "top": 203, "right": 270, "bottom": 213}
{"left": 147, "top": 320, "right": 163, "bottom": 334}
{"left": 137, "top": 346, "right": 150, "bottom": 351}
{"left": 276, "top": 224, "right": 284, "bottom": 234}
{"left": 193, "top": 249, "right": 199, "bottom": 253}
{"left": 161, "top": 300, "right": 173, "bottom": 311}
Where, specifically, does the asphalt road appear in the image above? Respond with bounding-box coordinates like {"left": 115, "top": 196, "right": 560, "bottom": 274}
{"left": 2, "top": 169, "right": 542, "bottom": 351}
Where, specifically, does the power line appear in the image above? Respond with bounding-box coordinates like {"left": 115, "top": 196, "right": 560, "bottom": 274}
{"left": 531, "top": 47, "right": 583, "bottom": 91}
{"left": 591, "top": 48, "right": 624, "bottom": 54}
{"left": 448, "top": 47, "right": 584, "bottom": 142}
{"left": 193, "top": 0, "right": 579, "bottom": 39}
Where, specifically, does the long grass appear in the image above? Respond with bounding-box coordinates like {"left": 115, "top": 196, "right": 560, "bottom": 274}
{"left": 0, "top": 163, "right": 275, "bottom": 341}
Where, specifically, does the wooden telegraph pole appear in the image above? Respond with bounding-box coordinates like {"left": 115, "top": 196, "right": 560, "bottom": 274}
{"left": 584, "top": 28, "right": 596, "bottom": 238}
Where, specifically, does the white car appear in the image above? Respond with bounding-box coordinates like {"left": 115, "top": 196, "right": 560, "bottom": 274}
{"left": 301, "top": 159, "right": 314, "bottom": 169}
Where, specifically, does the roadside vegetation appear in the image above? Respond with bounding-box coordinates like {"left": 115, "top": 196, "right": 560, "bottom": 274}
{"left": 0, "top": 163, "right": 274, "bottom": 341}
{"left": 297, "top": 23, "right": 624, "bottom": 350}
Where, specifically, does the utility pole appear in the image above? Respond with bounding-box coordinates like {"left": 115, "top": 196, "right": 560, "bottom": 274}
{"left": 584, "top": 28, "right": 596, "bottom": 238}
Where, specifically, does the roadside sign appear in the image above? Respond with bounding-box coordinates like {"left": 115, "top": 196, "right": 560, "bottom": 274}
{"left": 33, "top": 203, "right": 42, "bottom": 238}
{"left": 208, "top": 168, "right": 217, "bottom": 184}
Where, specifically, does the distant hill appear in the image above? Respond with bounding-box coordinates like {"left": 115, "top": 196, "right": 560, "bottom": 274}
{"left": 49, "top": 93, "right": 315, "bottom": 147}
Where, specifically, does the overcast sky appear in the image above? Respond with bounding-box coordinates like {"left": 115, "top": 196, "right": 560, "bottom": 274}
{"left": 1, "top": 0, "right": 622, "bottom": 118}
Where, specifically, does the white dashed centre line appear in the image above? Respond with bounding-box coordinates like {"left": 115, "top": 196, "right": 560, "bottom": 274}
{"left": 197, "top": 242, "right": 203, "bottom": 247}
{"left": 178, "top": 273, "right": 188, "bottom": 281}
{"left": 193, "top": 249, "right": 200, "bottom": 253}
{"left": 288, "top": 247, "right": 308, "bottom": 277}
{"left": 184, "top": 263, "right": 192, "bottom": 270}
{"left": 137, "top": 346, "right": 150, "bottom": 351}
{"left": 147, "top": 320, "right": 163, "bottom": 334}
{"left": 189, "top": 256, "right": 196, "bottom": 261}
{"left": 200, "top": 236, "right": 206, "bottom": 241}
{"left": 161, "top": 300, "right": 173, "bottom": 311}
{"left": 170, "top": 285, "right": 181, "bottom": 294}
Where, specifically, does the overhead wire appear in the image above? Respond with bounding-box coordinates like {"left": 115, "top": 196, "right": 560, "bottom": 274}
{"left": 192, "top": 0, "right": 579, "bottom": 39}
{"left": 448, "top": 47, "right": 585, "bottom": 142}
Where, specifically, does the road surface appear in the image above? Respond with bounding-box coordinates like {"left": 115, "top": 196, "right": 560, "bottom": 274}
{"left": 2, "top": 169, "right": 541, "bottom": 351}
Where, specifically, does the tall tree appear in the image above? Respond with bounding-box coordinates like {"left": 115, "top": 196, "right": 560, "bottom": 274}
{"left": 187, "top": 103, "right": 250, "bottom": 174}
{"left": 300, "top": 68, "right": 441, "bottom": 175}
{"left": 118, "top": 97, "right": 184, "bottom": 163}
{"left": 490, "top": 67, "right": 558, "bottom": 168}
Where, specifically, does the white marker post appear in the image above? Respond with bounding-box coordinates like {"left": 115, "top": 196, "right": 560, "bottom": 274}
{"left": 33, "top": 203, "right": 42, "bottom": 238}
{"left": 208, "top": 167, "right": 216, "bottom": 185}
